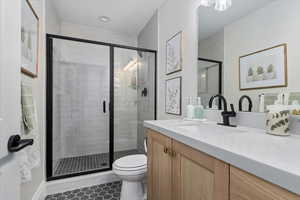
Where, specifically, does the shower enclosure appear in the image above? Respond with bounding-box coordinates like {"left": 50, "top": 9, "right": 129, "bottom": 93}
{"left": 46, "top": 35, "right": 156, "bottom": 180}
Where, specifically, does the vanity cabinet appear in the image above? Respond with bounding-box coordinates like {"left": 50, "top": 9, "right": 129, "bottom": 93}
{"left": 147, "top": 129, "right": 229, "bottom": 200}
{"left": 230, "top": 167, "right": 300, "bottom": 200}
{"left": 147, "top": 129, "right": 172, "bottom": 200}
{"left": 147, "top": 129, "right": 300, "bottom": 200}
{"left": 172, "top": 140, "right": 229, "bottom": 200}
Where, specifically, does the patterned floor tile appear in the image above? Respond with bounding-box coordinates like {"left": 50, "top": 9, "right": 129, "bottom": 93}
{"left": 45, "top": 181, "right": 122, "bottom": 200}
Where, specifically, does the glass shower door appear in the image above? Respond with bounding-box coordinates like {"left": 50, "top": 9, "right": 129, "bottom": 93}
{"left": 113, "top": 47, "right": 156, "bottom": 160}
{"left": 50, "top": 38, "right": 111, "bottom": 178}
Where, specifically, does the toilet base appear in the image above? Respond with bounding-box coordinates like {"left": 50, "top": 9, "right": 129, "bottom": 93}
{"left": 120, "top": 180, "right": 144, "bottom": 200}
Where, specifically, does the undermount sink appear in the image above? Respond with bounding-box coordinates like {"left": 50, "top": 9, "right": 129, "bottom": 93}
{"left": 174, "top": 120, "right": 207, "bottom": 126}
{"left": 176, "top": 121, "right": 247, "bottom": 134}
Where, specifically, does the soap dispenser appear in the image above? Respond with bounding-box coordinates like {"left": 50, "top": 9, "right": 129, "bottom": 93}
{"left": 258, "top": 93, "right": 265, "bottom": 113}
{"left": 194, "top": 97, "right": 204, "bottom": 119}
{"left": 186, "top": 97, "right": 195, "bottom": 119}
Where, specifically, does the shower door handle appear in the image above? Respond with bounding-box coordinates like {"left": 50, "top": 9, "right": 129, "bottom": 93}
{"left": 103, "top": 101, "right": 106, "bottom": 113}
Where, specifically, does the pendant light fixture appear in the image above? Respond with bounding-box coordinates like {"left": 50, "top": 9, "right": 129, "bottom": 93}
{"left": 199, "top": 0, "right": 215, "bottom": 7}
{"left": 199, "top": 0, "right": 232, "bottom": 11}
{"left": 214, "top": 0, "right": 232, "bottom": 11}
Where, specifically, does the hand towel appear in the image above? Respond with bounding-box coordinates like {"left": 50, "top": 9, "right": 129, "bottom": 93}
{"left": 19, "top": 82, "right": 40, "bottom": 183}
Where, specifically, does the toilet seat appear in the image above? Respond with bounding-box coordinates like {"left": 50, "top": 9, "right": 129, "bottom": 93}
{"left": 113, "top": 154, "right": 147, "bottom": 172}
{"left": 112, "top": 154, "right": 147, "bottom": 200}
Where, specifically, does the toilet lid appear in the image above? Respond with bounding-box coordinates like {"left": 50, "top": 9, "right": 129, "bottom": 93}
{"left": 114, "top": 154, "right": 147, "bottom": 169}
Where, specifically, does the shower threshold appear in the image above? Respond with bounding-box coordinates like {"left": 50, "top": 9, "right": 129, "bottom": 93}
{"left": 54, "top": 149, "right": 139, "bottom": 177}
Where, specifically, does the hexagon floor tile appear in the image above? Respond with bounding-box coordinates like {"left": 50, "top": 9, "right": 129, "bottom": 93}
{"left": 45, "top": 181, "right": 121, "bottom": 200}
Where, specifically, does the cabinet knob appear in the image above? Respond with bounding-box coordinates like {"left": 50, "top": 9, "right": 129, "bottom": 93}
{"left": 163, "top": 147, "right": 177, "bottom": 157}
{"left": 164, "top": 147, "right": 169, "bottom": 154}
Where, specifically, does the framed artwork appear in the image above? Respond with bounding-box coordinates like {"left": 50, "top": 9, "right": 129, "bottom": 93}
{"left": 165, "top": 77, "right": 182, "bottom": 115}
{"left": 21, "top": 0, "right": 39, "bottom": 78}
{"left": 239, "top": 44, "right": 287, "bottom": 90}
{"left": 166, "top": 31, "right": 182, "bottom": 75}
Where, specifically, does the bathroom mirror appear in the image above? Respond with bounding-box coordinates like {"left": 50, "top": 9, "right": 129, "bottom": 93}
{"left": 197, "top": 0, "right": 300, "bottom": 114}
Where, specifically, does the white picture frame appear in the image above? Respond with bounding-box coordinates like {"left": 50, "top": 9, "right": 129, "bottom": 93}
{"left": 166, "top": 31, "right": 182, "bottom": 75}
{"left": 21, "top": 0, "right": 39, "bottom": 78}
{"left": 239, "top": 44, "right": 287, "bottom": 90}
{"left": 165, "top": 77, "right": 182, "bottom": 115}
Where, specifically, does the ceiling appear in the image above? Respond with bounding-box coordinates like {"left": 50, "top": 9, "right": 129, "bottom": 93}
{"left": 51, "top": 0, "right": 166, "bottom": 36}
{"left": 198, "top": 0, "right": 276, "bottom": 40}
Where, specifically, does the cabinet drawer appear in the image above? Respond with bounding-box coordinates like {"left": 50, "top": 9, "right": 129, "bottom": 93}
{"left": 230, "top": 167, "right": 300, "bottom": 200}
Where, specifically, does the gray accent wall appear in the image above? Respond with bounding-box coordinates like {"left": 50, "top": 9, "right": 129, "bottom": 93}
{"left": 138, "top": 11, "right": 158, "bottom": 51}
{"left": 137, "top": 11, "right": 158, "bottom": 153}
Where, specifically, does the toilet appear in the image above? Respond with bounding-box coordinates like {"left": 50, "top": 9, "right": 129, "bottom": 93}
{"left": 113, "top": 154, "right": 147, "bottom": 200}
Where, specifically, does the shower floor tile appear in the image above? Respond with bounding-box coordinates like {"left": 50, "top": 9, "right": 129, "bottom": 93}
{"left": 45, "top": 181, "right": 122, "bottom": 200}
{"left": 54, "top": 149, "right": 139, "bottom": 176}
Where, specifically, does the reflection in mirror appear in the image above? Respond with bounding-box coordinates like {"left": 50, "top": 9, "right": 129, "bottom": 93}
{"left": 197, "top": 58, "right": 222, "bottom": 108}
{"left": 198, "top": 0, "right": 300, "bottom": 114}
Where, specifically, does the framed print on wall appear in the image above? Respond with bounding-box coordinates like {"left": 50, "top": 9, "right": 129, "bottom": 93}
{"left": 21, "top": 0, "right": 39, "bottom": 78}
{"left": 166, "top": 31, "right": 182, "bottom": 75}
{"left": 239, "top": 44, "right": 287, "bottom": 90}
{"left": 165, "top": 77, "right": 182, "bottom": 115}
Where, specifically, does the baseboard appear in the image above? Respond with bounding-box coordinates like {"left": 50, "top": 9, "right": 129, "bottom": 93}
{"left": 32, "top": 181, "right": 46, "bottom": 200}
{"left": 46, "top": 171, "right": 119, "bottom": 195}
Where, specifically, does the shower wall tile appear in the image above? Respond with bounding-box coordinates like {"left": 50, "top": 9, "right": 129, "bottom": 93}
{"left": 53, "top": 62, "right": 111, "bottom": 159}
{"left": 113, "top": 50, "right": 139, "bottom": 152}
{"left": 52, "top": 45, "right": 155, "bottom": 165}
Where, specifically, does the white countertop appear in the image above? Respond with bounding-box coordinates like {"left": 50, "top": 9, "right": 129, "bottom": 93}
{"left": 144, "top": 120, "right": 300, "bottom": 195}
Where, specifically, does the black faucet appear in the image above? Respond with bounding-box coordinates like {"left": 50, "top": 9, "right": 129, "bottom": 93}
{"left": 239, "top": 95, "right": 253, "bottom": 112}
{"left": 209, "top": 94, "right": 236, "bottom": 127}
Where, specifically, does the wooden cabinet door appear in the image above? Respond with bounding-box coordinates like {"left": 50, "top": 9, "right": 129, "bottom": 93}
{"left": 147, "top": 129, "right": 172, "bottom": 200}
{"left": 173, "top": 140, "right": 229, "bottom": 200}
{"left": 230, "top": 167, "right": 300, "bottom": 200}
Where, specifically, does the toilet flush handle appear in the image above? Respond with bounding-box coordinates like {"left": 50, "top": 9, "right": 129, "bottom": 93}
{"left": 144, "top": 138, "right": 148, "bottom": 153}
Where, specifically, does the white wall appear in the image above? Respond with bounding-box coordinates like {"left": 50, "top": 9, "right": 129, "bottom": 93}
{"left": 199, "top": 30, "right": 224, "bottom": 62}
{"left": 157, "top": 0, "right": 201, "bottom": 119}
{"left": 223, "top": 0, "right": 300, "bottom": 111}
{"left": 21, "top": 0, "right": 46, "bottom": 200}
{"left": 60, "top": 22, "right": 137, "bottom": 47}
{"left": 45, "top": 0, "right": 60, "bottom": 34}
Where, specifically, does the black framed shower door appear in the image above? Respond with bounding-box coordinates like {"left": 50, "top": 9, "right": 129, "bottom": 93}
{"left": 46, "top": 34, "right": 157, "bottom": 181}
